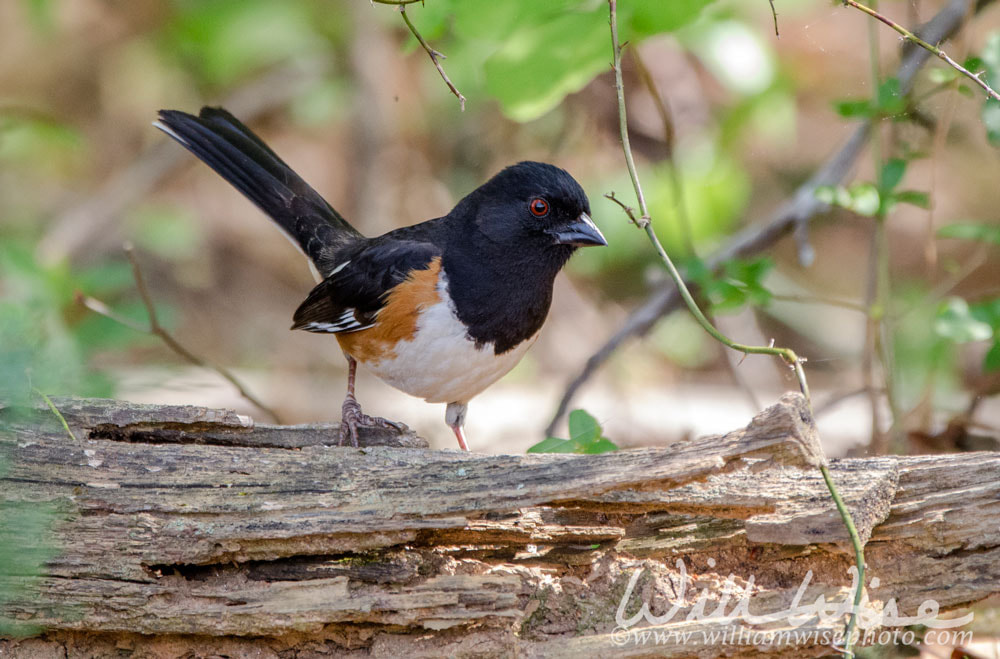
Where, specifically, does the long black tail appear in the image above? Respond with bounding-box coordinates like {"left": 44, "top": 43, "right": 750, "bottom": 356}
{"left": 155, "top": 107, "right": 361, "bottom": 269}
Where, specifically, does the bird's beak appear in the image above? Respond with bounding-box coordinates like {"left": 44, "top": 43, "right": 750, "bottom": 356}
{"left": 548, "top": 212, "right": 607, "bottom": 247}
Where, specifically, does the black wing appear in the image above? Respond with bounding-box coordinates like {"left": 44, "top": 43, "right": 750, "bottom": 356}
{"left": 291, "top": 240, "right": 441, "bottom": 333}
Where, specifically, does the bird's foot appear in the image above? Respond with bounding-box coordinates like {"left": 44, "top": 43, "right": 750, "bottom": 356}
{"left": 339, "top": 395, "right": 403, "bottom": 447}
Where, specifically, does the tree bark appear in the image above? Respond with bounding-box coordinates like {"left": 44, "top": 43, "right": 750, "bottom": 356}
{"left": 1, "top": 394, "right": 996, "bottom": 657}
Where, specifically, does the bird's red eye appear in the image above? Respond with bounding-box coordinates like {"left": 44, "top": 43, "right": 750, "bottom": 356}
{"left": 529, "top": 198, "right": 549, "bottom": 217}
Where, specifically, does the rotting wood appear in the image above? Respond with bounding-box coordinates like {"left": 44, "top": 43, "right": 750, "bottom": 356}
{"left": 1, "top": 394, "right": 997, "bottom": 658}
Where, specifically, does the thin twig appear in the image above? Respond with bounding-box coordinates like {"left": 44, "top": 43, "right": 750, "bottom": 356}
{"left": 607, "top": 193, "right": 762, "bottom": 409}
{"left": 608, "top": 3, "right": 861, "bottom": 655}
{"left": 770, "top": 293, "right": 869, "bottom": 314}
{"left": 79, "top": 244, "right": 282, "bottom": 424}
{"left": 814, "top": 386, "right": 877, "bottom": 417}
{"left": 922, "top": 245, "right": 990, "bottom": 310}
{"left": 76, "top": 294, "right": 148, "bottom": 333}
{"left": 630, "top": 49, "right": 695, "bottom": 256}
{"left": 769, "top": 0, "right": 780, "bottom": 38}
{"left": 607, "top": 0, "right": 810, "bottom": 400}
{"left": 32, "top": 387, "right": 77, "bottom": 441}
{"left": 843, "top": 0, "right": 1000, "bottom": 102}
{"left": 863, "top": 1, "right": 887, "bottom": 456}
{"left": 821, "top": 463, "right": 866, "bottom": 656}
{"left": 398, "top": 5, "right": 465, "bottom": 111}
{"left": 547, "top": 0, "right": 983, "bottom": 438}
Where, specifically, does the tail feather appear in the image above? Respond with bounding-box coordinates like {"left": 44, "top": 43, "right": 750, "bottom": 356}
{"left": 155, "top": 107, "right": 361, "bottom": 270}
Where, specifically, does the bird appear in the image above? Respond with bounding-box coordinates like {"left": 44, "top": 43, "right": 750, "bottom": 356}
{"left": 153, "top": 107, "right": 606, "bottom": 450}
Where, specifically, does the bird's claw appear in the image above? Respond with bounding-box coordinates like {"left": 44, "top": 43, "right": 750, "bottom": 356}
{"left": 339, "top": 396, "right": 403, "bottom": 447}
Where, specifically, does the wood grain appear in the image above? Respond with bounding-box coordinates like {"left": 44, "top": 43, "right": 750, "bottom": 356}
{"left": 1, "top": 394, "right": 996, "bottom": 657}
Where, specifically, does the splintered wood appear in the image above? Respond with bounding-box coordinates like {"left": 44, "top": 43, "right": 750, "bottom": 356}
{"left": 1, "top": 394, "right": 996, "bottom": 658}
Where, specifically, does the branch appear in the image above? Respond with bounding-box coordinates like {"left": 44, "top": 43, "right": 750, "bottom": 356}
{"left": 5, "top": 395, "right": 997, "bottom": 656}
{"left": 398, "top": 6, "right": 466, "bottom": 111}
{"left": 844, "top": 0, "right": 1000, "bottom": 102}
{"left": 607, "top": 1, "right": 809, "bottom": 395}
{"left": 77, "top": 245, "right": 282, "bottom": 424}
{"left": 548, "top": 0, "right": 984, "bottom": 437}
{"left": 608, "top": 4, "right": 869, "bottom": 654}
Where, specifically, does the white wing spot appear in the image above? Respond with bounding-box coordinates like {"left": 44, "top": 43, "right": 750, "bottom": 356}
{"left": 328, "top": 260, "right": 351, "bottom": 275}
{"left": 152, "top": 120, "right": 190, "bottom": 146}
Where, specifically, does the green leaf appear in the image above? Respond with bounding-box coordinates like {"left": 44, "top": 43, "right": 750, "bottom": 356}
{"left": 934, "top": 297, "right": 994, "bottom": 343}
{"left": 984, "top": 341, "right": 1000, "bottom": 372}
{"left": 484, "top": 5, "right": 609, "bottom": 122}
{"left": 979, "top": 33, "right": 1000, "bottom": 83}
{"left": 814, "top": 183, "right": 882, "bottom": 216}
{"left": 526, "top": 436, "right": 575, "bottom": 453}
{"left": 970, "top": 298, "right": 1000, "bottom": 328}
{"left": 892, "top": 190, "right": 931, "bottom": 209}
{"left": 964, "top": 56, "right": 986, "bottom": 72}
{"left": 833, "top": 99, "right": 872, "bottom": 119}
{"left": 834, "top": 78, "right": 906, "bottom": 121}
{"left": 937, "top": 222, "right": 1000, "bottom": 245}
{"left": 978, "top": 35, "right": 1000, "bottom": 145}
{"left": 927, "top": 67, "right": 961, "bottom": 84}
{"left": 568, "top": 409, "right": 600, "bottom": 443}
{"left": 879, "top": 158, "right": 907, "bottom": 194}
{"left": 982, "top": 99, "right": 1000, "bottom": 146}
{"left": 848, "top": 183, "right": 881, "bottom": 216}
{"left": 814, "top": 185, "right": 837, "bottom": 205}
{"left": 876, "top": 78, "right": 906, "bottom": 115}
{"left": 477, "top": 0, "right": 716, "bottom": 121}
{"left": 703, "top": 257, "right": 773, "bottom": 313}
{"left": 628, "top": 0, "right": 716, "bottom": 37}
{"left": 575, "top": 436, "right": 619, "bottom": 454}
{"left": 527, "top": 409, "right": 618, "bottom": 454}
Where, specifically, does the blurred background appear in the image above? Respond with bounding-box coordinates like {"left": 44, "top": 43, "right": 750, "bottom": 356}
{"left": 2, "top": 0, "right": 1000, "bottom": 462}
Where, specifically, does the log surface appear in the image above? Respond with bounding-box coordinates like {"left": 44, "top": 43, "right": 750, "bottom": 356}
{"left": 1, "top": 395, "right": 997, "bottom": 658}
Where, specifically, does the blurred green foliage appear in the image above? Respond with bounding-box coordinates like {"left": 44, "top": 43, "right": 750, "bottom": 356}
{"left": 571, "top": 148, "right": 751, "bottom": 298}
{"left": 0, "top": 115, "right": 84, "bottom": 178}
{"left": 834, "top": 77, "right": 907, "bottom": 121}
{"left": 694, "top": 256, "right": 775, "bottom": 313}
{"left": 406, "top": 0, "right": 715, "bottom": 121}
{"left": 0, "top": 240, "right": 154, "bottom": 406}
{"left": 1, "top": 1, "right": 999, "bottom": 646}
{"left": 163, "top": 0, "right": 329, "bottom": 89}
{"left": 816, "top": 158, "right": 929, "bottom": 219}
{"left": 0, "top": 455, "right": 62, "bottom": 637}
{"left": 0, "top": 0, "right": 998, "bottom": 456}
{"left": 938, "top": 221, "right": 1000, "bottom": 245}
{"left": 978, "top": 33, "right": 1000, "bottom": 145}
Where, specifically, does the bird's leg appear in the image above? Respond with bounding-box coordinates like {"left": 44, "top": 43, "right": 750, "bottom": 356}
{"left": 446, "top": 402, "right": 470, "bottom": 451}
{"left": 339, "top": 355, "right": 402, "bottom": 447}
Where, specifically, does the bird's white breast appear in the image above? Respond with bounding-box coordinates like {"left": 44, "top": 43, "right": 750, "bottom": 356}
{"left": 359, "top": 273, "right": 536, "bottom": 404}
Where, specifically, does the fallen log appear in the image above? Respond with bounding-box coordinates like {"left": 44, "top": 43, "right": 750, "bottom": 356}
{"left": 1, "top": 394, "right": 996, "bottom": 657}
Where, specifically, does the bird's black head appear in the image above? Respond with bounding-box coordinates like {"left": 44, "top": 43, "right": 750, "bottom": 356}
{"left": 441, "top": 162, "right": 606, "bottom": 354}
{"left": 460, "top": 161, "right": 606, "bottom": 252}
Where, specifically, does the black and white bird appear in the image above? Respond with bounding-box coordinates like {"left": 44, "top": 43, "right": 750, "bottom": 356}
{"left": 155, "top": 107, "right": 606, "bottom": 450}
